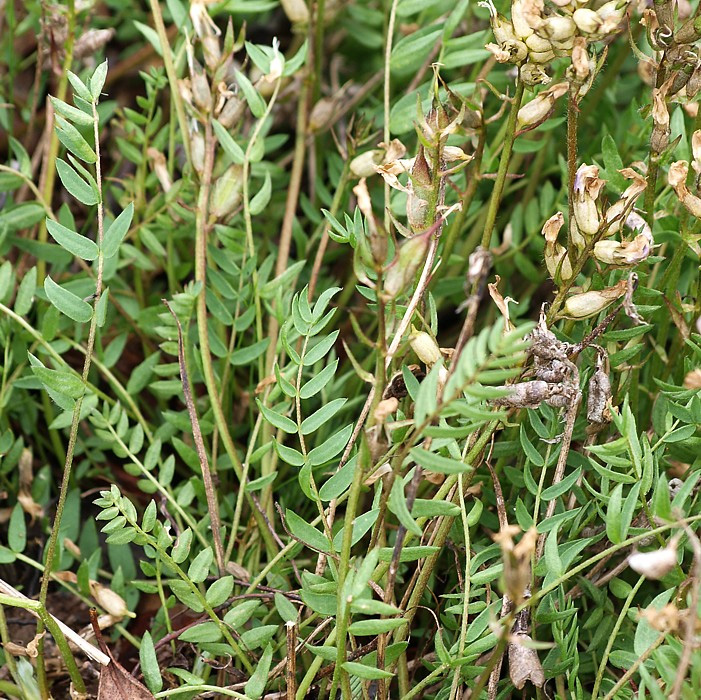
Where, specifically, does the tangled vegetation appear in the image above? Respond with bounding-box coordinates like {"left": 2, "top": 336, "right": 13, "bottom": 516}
{"left": 0, "top": 0, "right": 700, "bottom": 698}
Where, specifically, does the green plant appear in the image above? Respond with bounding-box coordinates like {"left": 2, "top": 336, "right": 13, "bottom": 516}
{"left": 0, "top": 1, "right": 700, "bottom": 699}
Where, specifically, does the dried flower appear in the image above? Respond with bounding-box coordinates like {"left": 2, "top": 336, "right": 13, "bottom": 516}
{"left": 541, "top": 212, "right": 573, "bottom": 281}
{"left": 668, "top": 160, "right": 701, "bottom": 217}
{"left": 563, "top": 279, "right": 628, "bottom": 318}
{"left": 573, "top": 164, "right": 605, "bottom": 237}
{"left": 374, "top": 397, "right": 399, "bottom": 423}
{"left": 604, "top": 168, "right": 647, "bottom": 233}
{"left": 350, "top": 150, "right": 384, "bottom": 178}
{"left": 494, "top": 526, "right": 537, "bottom": 605}
{"left": 628, "top": 539, "right": 678, "bottom": 580}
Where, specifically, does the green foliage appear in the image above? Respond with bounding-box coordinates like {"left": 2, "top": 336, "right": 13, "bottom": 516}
{"left": 0, "top": 2, "right": 700, "bottom": 699}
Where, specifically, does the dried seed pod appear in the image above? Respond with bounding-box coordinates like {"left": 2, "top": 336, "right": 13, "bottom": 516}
{"left": 407, "top": 147, "right": 433, "bottom": 233}
{"left": 587, "top": 358, "right": 611, "bottom": 424}
{"left": 651, "top": 82, "right": 671, "bottom": 154}
{"left": 541, "top": 15, "right": 576, "bottom": 42}
{"left": 217, "top": 95, "right": 245, "bottom": 129}
{"left": 493, "top": 380, "right": 551, "bottom": 408}
{"left": 383, "top": 365, "right": 425, "bottom": 400}
{"left": 563, "top": 279, "right": 628, "bottom": 318}
{"left": 520, "top": 62, "right": 552, "bottom": 85}
{"left": 509, "top": 634, "right": 545, "bottom": 690}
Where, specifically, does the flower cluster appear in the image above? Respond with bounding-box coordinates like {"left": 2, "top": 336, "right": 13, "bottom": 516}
{"left": 480, "top": 0, "right": 630, "bottom": 80}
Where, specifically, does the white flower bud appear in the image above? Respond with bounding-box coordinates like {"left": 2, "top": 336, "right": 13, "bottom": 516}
{"left": 526, "top": 33, "right": 553, "bottom": 53}
{"left": 628, "top": 540, "right": 678, "bottom": 580}
{"left": 573, "top": 9, "right": 602, "bottom": 34}
{"left": 541, "top": 15, "right": 576, "bottom": 41}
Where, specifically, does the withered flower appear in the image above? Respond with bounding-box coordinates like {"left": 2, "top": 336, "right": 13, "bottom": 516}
{"left": 668, "top": 160, "right": 701, "bottom": 217}
{"left": 573, "top": 164, "right": 605, "bottom": 237}
{"left": 541, "top": 212, "right": 573, "bottom": 281}
{"left": 516, "top": 82, "right": 568, "bottom": 130}
{"left": 628, "top": 538, "right": 678, "bottom": 580}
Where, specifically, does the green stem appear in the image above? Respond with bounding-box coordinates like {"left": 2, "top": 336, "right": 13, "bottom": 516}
{"left": 37, "top": 96, "right": 107, "bottom": 699}
{"left": 479, "top": 80, "right": 525, "bottom": 250}
{"left": 400, "top": 664, "right": 448, "bottom": 700}
{"left": 591, "top": 576, "right": 645, "bottom": 700}
{"left": 330, "top": 451, "right": 367, "bottom": 698}
{"left": 149, "top": 0, "right": 191, "bottom": 166}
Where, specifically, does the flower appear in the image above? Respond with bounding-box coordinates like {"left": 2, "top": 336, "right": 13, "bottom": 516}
{"left": 573, "top": 164, "right": 605, "bottom": 237}
{"left": 628, "top": 539, "right": 678, "bottom": 580}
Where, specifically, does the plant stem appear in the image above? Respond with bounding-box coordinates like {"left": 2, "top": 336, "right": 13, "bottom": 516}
{"left": 591, "top": 575, "right": 645, "bottom": 700}
{"left": 36, "top": 97, "right": 107, "bottom": 698}
{"left": 331, "top": 451, "right": 367, "bottom": 698}
{"left": 566, "top": 89, "right": 578, "bottom": 250}
{"left": 479, "top": 80, "right": 525, "bottom": 250}
{"left": 149, "top": 0, "right": 191, "bottom": 165}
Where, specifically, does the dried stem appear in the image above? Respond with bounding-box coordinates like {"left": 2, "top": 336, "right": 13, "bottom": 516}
{"left": 163, "top": 299, "right": 225, "bottom": 574}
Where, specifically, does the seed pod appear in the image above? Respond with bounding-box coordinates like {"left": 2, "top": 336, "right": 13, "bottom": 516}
{"left": 541, "top": 15, "right": 576, "bottom": 41}
{"left": 509, "top": 634, "right": 545, "bottom": 690}
{"left": 493, "top": 380, "right": 551, "bottom": 408}
{"left": 217, "top": 95, "right": 246, "bottom": 128}
{"left": 409, "top": 327, "right": 442, "bottom": 365}
{"left": 516, "top": 82, "right": 568, "bottom": 130}
{"left": 192, "top": 72, "right": 212, "bottom": 113}
{"left": 687, "top": 66, "right": 701, "bottom": 98}
{"left": 525, "top": 33, "right": 553, "bottom": 53}
{"left": 521, "top": 62, "right": 551, "bottom": 86}
{"left": 210, "top": 164, "right": 244, "bottom": 219}
{"left": 511, "top": 0, "right": 536, "bottom": 40}
{"left": 563, "top": 279, "right": 628, "bottom": 319}
{"left": 350, "top": 150, "right": 384, "bottom": 178}
{"left": 573, "top": 164, "right": 605, "bottom": 236}
{"left": 587, "top": 360, "right": 611, "bottom": 424}
{"left": 191, "top": 131, "right": 205, "bottom": 175}
{"left": 383, "top": 230, "right": 431, "bottom": 298}
{"left": 570, "top": 37, "right": 591, "bottom": 83}
{"left": 407, "top": 147, "right": 433, "bottom": 233}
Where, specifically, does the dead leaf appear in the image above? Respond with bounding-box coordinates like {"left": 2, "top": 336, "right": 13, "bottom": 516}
{"left": 90, "top": 609, "right": 154, "bottom": 699}
{"left": 97, "top": 658, "right": 154, "bottom": 699}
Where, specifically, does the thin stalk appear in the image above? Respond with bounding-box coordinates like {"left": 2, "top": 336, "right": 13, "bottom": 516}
{"left": 148, "top": 0, "right": 191, "bottom": 165}
{"left": 383, "top": 0, "right": 401, "bottom": 232}
{"left": 601, "top": 632, "right": 666, "bottom": 700}
{"left": 479, "top": 80, "right": 525, "bottom": 250}
{"left": 400, "top": 664, "right": 448, "bottom": 700}
{"left": 330, "top": 453, "right": 367, "bottom": 698}
{"left": 36, "top": 0, "right": 75, "bottom": 283}
{"left": 591, "top": 575, "right": 645, "bottom": 700}
{"left": 566, "top": 90, "right": 578, "bottom": 250}
{"left": 36, "top": 98, "right": 108, "bottom": 697}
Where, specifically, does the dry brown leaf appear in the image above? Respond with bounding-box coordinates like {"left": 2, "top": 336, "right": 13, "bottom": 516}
{"left": 97, "top": 657, "right": 154, "bottom": 700}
